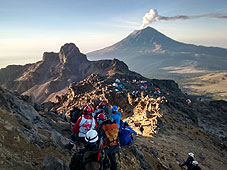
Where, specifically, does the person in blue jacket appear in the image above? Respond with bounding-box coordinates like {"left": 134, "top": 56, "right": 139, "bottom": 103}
{"left": 112, "top": 106, "right": 121, "bottom": 128}
{"left": 119, "top": 121, "right": 137, "bottom": 146}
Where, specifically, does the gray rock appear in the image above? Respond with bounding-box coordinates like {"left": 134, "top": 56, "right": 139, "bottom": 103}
{"left": 41, "top": 155, "right": 69, "bottom": 170}
{"left": 198, "top": 152, "right": 205, "bottom": 161}
{"left": 151, "top": 147, "right": 158, "bottom": 157}
{"left": 132, "top": 147, "right": 154, "bottom": 170}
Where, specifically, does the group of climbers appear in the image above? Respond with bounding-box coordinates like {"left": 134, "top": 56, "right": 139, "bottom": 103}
{"left": 179, "top": 153, "right": 202, "bottom": 170}
{"left": 112, "top": 78, "right": 124, "bottom": 92}
{"left": 66, "top": 102, "right": 137, "bottom": 170}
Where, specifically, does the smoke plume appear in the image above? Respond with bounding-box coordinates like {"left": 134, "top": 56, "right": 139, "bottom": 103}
{"left": 140, "top": 9, "right": 227, "bottom": 29}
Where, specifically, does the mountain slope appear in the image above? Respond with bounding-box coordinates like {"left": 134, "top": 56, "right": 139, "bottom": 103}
{"left": 87, "top": 27, "right": 227, "bottom": 78}
{"left": 0, "top": 43, "right": 141, "bottom": 103}
{"left": 54, "top": 74, "right": 227, "bottom": 170}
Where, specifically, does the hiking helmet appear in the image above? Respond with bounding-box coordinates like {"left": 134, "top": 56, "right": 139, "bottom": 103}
{"left": 85, "top": 129, "right": 99, "bottom": 143}
{"left": 98, "top": 102, "right": 106, "bottom": 108}
{"left": 112, "top": 106, "right": 118, "bottom": 112}
{"left": 192, "top": 161, "right": 198, "bottom": 166}
{"left": 83, "top": 105, "right": 92, "bottom": 114}
{"left": 188, "top": 153, "right": 194, "bottom": 158}
{"left": 97, "top": 113, "right": 105, "bottom": 120}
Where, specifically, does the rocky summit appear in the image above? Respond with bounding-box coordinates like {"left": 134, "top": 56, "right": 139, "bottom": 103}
{"left": 0, "top": 44, "right": 227, "bottom": 170}
{"left": 0, "top": 43, "right": 139, "bottom": 103}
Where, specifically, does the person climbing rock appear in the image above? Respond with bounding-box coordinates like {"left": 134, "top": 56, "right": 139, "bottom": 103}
{"left": 119, "top": 121, "right": 137, "bottom": 146}
{"left": 179, "top": 153, "right": 194, "bottom": 170}
{"left": 186, "top": 99, "right": 192, "bottom": 105}
{"left": 65, "top": 106, "right": 97, "bottom": 150}
{"left": 69, "top": 129, "right": 110, "bottom": 170}
{"left": 190, "top": 161, "right": 202, "bottom": 170}
{"left": 112, "top": 106, "right": 121, "bottom": 128}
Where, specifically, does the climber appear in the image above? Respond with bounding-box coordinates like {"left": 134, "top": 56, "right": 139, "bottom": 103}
{"left": 93, "top": 102, "right": 113, "bottom": 121}
{"left": 179, "top": 152, "right": 194, "bottom": 169}
{"left": 190, "top": 161, "right": 202, "bottom": 170}
{"left": 140, "top": 85, "right": 145, "bottom": 92}
{"left": 112, "top": 83, "right": 118, "bottom": 88}
{"left": 118, "top": 84, "right": 123, "bottom": 89}
{"left": 186, "top": 99, "right": 192, "bottom": 105}
{"left": 69, "top": 129, "right": 111, "bottom": 170}
{"left": 112, "top": 106, "right": 121, "bottom": 128}
{"left": 131, "top": 91, "right": 136, "bottom": 99}
{"left": 119, "top": 121, "right": 137, "bottom": 146}
{"left": 144, "top": 84, "right": 148, "bottom": 90}
{"left": 97, "top": 117, "right": 119, "bottom": 170}
{"left": 154, "top": 88, "right": 161, "bottom": 98}
{"left": 139, "top": 125, "right": 144, "bottom": 135}
{"left": 115, "top": 78, "right": 120, "bottom": 84}
{"left": 96, "top": 113, "right": 106, "bottom": 126}
{"left": 65, "top": 106, "right": 97, "bottom": 150}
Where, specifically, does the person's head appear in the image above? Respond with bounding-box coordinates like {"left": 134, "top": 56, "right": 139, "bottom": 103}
{"left": 124, "top": 121, "right": 129, "bottom": 126}
{"left": 112, "top": 106, "right": 118, "bottom": 114}
{"left": 192, "top": 161, "right": 198, "bottom": 166}
{"left": 188, "top": 152, "right": 194, "bottom": 158}
{"left": 83, "top": 105, "right": 92, "bottom": 115}
{"left": 85, "top": 129, "right": 99, "bottom": 145}
{"left": 98, "top": 102, "right": 106, "bottom": 109}
{"left": 97, "top": 113, "right": 106, "bottom": 124}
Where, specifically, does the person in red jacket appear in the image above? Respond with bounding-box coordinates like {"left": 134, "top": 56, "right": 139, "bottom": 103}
{"left": 65, "top": 105, "right": 97, "bottom": 150}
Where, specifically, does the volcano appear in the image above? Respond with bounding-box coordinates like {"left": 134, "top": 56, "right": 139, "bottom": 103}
{"left": 87, "top": 27, "right": 227, "bottom": 78}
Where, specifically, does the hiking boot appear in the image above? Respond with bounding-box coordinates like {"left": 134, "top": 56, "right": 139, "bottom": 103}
{"left": 65, "top": 143, "right": 74, "bottom": 150}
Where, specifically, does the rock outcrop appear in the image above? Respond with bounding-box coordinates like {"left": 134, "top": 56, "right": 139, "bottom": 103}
{"left": 0, "top": 43, "right": 140, "bottom": 103}
{"left": 52, "top": 73, "right": 227, "bottom": 170}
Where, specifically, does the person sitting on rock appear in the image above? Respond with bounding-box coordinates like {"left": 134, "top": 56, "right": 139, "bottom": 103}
{"left": 69, "top": 129, "right": 110, "bottom": 170}
{"left": 119, "top": 121, "right": 137, "bottom": 146}
{"left": 179, "top": 152, "right": 194, "bottom": 170}
{"left": 65, "top": 106, "right": 97, "bottom": 150}
{"left": 111, "top": 106, "right": 121, "bottom": 128}
{"left": 190, "top": 161, "right": 202, "bottom": 170}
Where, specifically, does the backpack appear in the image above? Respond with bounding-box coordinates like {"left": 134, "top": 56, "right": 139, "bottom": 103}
{"left": 70, "top": 107, "right": 82, "bottom": 123}
{"left": 102, "top": 106, "right": 113, "bottom": 120}
{"left": 102, "top": 120, "right": 119, "bottom": 149}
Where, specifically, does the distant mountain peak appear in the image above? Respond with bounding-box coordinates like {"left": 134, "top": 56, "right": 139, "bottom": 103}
{"left": 58, "top": 43, "right": 87, "bottom": 64}
{"left": 60, "top": 43, "right": 80, "bottom": 55}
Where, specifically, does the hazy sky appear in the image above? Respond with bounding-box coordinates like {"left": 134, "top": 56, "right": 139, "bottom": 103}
{"left": 1, "top": 0, "right": 227, "bottom": 68}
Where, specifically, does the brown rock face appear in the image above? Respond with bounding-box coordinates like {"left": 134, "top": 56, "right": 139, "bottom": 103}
{"left": 0, "top": 43, "right": 139, "bottom": 102}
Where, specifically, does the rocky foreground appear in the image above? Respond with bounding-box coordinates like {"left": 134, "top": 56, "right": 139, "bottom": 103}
{"left": 0, "top": 71, "right": 226, "bottom": 170}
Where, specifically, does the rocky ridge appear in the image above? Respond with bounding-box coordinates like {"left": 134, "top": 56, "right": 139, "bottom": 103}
{"left": 0, "top": 43, "right": 140, "bottom": 103}
{"left": 54, "top": 74, "right": 227, "bottom": 170}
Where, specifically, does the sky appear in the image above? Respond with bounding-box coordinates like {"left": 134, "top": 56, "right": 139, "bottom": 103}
{"left": 1, "top": 0, "right": 227, "bottom": 68}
